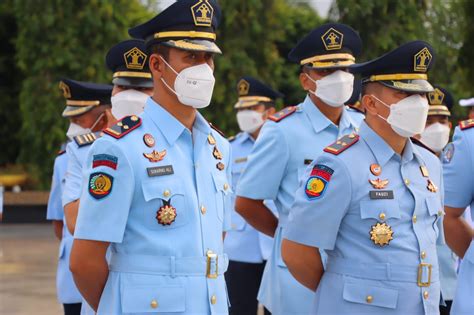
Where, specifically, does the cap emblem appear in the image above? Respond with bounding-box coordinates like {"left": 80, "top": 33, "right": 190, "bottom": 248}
{"left": 124, "top": 47, "right": 147, "bottom": 70}
{"left": 191, "top": 0, "right": 213, "bottom": 27}
{"left": 321, "top": 28, "right": 343, "bottom": 50}
{"left": 238, "top": 79, "right": 250, "bottom": 96}
{"left": 414, "top": 47, "right": 432, "bottom": 72}
{"left": 59, "top": 81, "right": 71, "bottom": 99}
{"left": 428, "top": 88, "right": 445, "bottom": 105}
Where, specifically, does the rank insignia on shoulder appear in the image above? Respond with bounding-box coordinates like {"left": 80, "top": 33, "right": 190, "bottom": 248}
{"left": 73, "top": 132, "right": 101, "bottom": 147}
{"left": 324, "top": 133, "right": 359, "bottom": 155}
{"left": 104, "top": 115, "right": 142, "bottom": 139}
{"left": 88, "top": 172, "right": 113, "bottom": 199}
{"left": 305, "top": 164, "right": 334, "bottom": 199}
{"left": 459, "top": 119, "right": 474, "bottom": 130}
{"left": 269, "top": 106, "right": 297, "bottom": 122}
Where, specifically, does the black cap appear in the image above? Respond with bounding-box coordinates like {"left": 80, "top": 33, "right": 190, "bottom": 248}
{"left": 129, "top": 0, "right": 221, "bottom": 54}
{"left": 288, "top": 23, "right": 362, "bottom": 70}
{"left": 59, "top": 79, "right": 112, "bottom": 118}
{"left": 351, "top": 41, "right": 436, "bottom": 93}
{"left": 234, "top": 76, "right": 284, "bottom": 109}
{"left": 105, "top": 39, "right": 153, "bottom": 88}
{"left": 428, "top": 86, "right": 453, "bottom": 117}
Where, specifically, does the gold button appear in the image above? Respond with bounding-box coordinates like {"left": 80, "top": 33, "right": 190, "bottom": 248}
{"left": 223, "top": 183, "right": 229, "bottom": 191}
{"left": 423, "top": 291, "right": 429, "bottom": 299}
{"left": 117, "top": 122, "right": 123, "bottom": 127}
{"left": 412, "top": 215, "right": 417, "bottom": 223}
{"left": 366, "top": 295, "right": 373, "bottom": 303}
{"left": 201, "top": 205, "right": 206, "bottom": 215}
{"left": 404, "top": 179, "right": 410, "bottom": 185}
{"left": 421, "top": 251, "right": 426, "bottom": 259}
{"left": 123, "top": 125, "right": 129, "bottom": 130}
{"left": 211, "top": 295, "right": 217, "bottom": 305}
{"left": 438, "top": 210, "right": 443, "bottom": 216}
{"left": 131, "top": 115, "right": 138, "bottom": 121}
{"left": 163, "top": 190, "right": 171, "bottom": 198}
{"left": 349, "top": 133, "right": 356, "bottom": 139}
{"left": 151, "top": 299, "right": 158, "bottom": 309}
{"left": 379, "top": 212, "right": 386, "bottom": 221}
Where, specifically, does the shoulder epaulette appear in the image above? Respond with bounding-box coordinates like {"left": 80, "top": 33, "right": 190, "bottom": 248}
{"left": 411, "top": 137, "right": 436, "bottom": 155}
{"left": 209, "top": 122, "right": 225, "bottom": 137}
{"left": 103, "top": 115, "right": 142, "bottom": 139}
{"left": 324, "top": 133, "right": 359, "bottom": 155}
{"left": 459, "top": 119, "right": 474, "bottom": 130}
{"left": 269, "top": 106, "right": 297, "bottom": 122}
{"left": 57, "top": 142, "right": 68, "bottom": 155}
{"left": 73, "top": 131, "right": 101, "bottom": 147}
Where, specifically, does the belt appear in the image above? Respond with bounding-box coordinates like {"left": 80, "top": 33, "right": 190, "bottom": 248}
{"left": 109, "top": 251, "right": 228, "bottom": 278}
{"left": 326, "top": 256, "right": 438, "bottom": 287}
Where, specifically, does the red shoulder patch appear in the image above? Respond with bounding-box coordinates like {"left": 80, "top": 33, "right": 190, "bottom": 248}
{"left": 103, "top": 115, "right": 142, "bottom": 139}
{"left": 269, "top": 106, "right": 297, "bottom": 122}
{"left": 459, "top": 119, "right": 474, "bottom": 130}
{"left": 323, "top": 133, "right": 359, "bottom": 155}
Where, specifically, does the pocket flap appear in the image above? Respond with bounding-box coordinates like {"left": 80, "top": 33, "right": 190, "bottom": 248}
{"left": 343, "top": 282, "right": 398, "bottom": 309}
{"left": 425, "top": 196, "right": 443, "bottom": 216}
{"left": 360, "top": 199, "right": 400, "bottom": 220}
{"left": 122, "top": 285, "right": 185, "bottom": 313}
{"left": 212, "top": 173, "right": 232, "bottom": 195}
{"left": 141, "top": 179, "right": 184, "bottom": 202}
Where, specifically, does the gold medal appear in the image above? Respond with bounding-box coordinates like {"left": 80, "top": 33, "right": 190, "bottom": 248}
{"left": 156, "top": 204, "right": 177, "bottom": 226}
{"left": 369, "top": 178, "right": 389, "bottom": 189}
{"left": 213, "top": 146, "right": 223, "bottom": 160}
{"left": 370, "top": 222, "right": 394, "bottom": 246}
{"left": 143, "top": 149, "right": 166, "bottom": 162}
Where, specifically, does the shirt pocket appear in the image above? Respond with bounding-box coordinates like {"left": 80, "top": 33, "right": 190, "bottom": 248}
{"left": 141, "top": 179, "right": 189, "bottom": 230}
{"left": 359, "top": 199, "right": 401, "bottom": 221}
{"left": 212, "top": 172, "right": 232, "bottom": 223}
{"left": 343, "top": 281, "right": 398, "bottom": 309}
{"left": 121, "top": 284, "right": 186, "bottom": 313}
{"left": 425, "top": 196, "right": 443, "bottom": 243}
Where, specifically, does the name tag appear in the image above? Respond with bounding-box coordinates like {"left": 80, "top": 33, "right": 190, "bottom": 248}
{"left": 147, "top": 165, "right": 174, "bottom": 177}
{"left": 369, "top": 190, "right": 394, "bottom": 199}
{"left": 235, "top": 157, "right": 247, "bottom": 164}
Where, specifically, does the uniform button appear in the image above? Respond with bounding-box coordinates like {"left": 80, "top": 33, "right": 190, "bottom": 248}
{"left": 366, "top": 295, "right": 373, "bottom": 304}
{"left": 151, "top": 299, "right": 158, "bottom": 309}
{"left": 438, "top": 210, "right": 443, "bottom": 216}
{"left": 421, "top": 251, "right": 426, "bottom": 259}
{"left": 379, "top": 213, "right": 386, "bottom": 221}
{"left": 412, "top": 215, "right": 417, "bottom": 223}
{"left": 163, "top": 190, "right": 171, "bottom": 198}
{"left": 201, "top": 205, "right": 206, "bottom": 215}
{"left": 223, "top": 183, "right": 229, "bottom": 191}
{"left": 423, "top": 291, "right": 429, "bottom": 299}
{"left": 404, "top": 179, "right": 410, "bottom": 185}
{"left": 211, "top": 295, "right": 217, "bottom": 305}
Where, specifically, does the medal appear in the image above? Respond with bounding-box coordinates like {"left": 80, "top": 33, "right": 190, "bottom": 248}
{"left": 156, "top": 201, "right": 177, "bottom": 226}
{"left": 143, "top": 149, "right": 166, "bottom": 162}
{"left": 208, "top": 134, "right": 216, "bottom": 145}
{"left": 427, "top": 179, "right": 438, "bottom": 192}
{"left": 420, "top": 165, "right": 429, "bottom": 177}
{"left": 213, "top": 146, "right": 223, "bottom": 160}
{"left": 143, "top": 134, "right": 155, "bottom": 147}
{"left": 370, "top": 222, "right": 394, "bottom": 246}
{"left": 216, "top": 162, "right": 225, "bottom": 171}
{"left": 370, "top": 164, "right": 381, "bottom": 176}
{"left": 369, "top": 178, "right": 389, "bottom": 189}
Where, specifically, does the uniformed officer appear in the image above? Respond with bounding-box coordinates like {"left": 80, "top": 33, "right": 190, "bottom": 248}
{"left": 46, "top": 141, "right": 82, "bottom": 315}
{"left": 235, "top": 23, "right": 364, "bottom": 314}
{"left": 417, "top": 86, "right": 458, "bottom": 315}
{"left": 282, "top": 41, "right": 444, "bottom": 314}
{"left": 442, "top": 106, "right": 474, "bottom": 313}
{"left": 224, "top": 76, "right": 282, "bottom": 315}
{"left": 459, "top": 97, "right": 474, "bottom": 119}
{"left": 70, "top": 1, "right": 232, "bottom": 314}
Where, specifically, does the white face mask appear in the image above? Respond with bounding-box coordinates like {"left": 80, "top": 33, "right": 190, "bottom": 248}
{"left": 420, "top": 122, "right": 450, "bottom": 153}
{"left": 111, "top": 89, "right": 149, "bottom": 119}
{"left": 306, "top": 70, "right": 354, "bottom": 107}
{"left": 372, "top": 94, "right": 429, "bottom": 137}
{"left": 66, "top": 113, "right": 104, "bottom": 140}
{"left": 236, "top": 110, "right": 265, "bottom": 133}
{"left": 160, "top": 56, "right": 215, "bottom": 108}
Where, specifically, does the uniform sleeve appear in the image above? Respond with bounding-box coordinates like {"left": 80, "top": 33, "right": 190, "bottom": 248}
{"left": 74, "top": 139, "right": 134, "bottom": 243}
{"left": 437, "top": 161, "right": 446, "bottom": 245}
{"left": 46, "top": 156, "right": 64, "bottom": 220}
{"left": 284, "top": 154, "right": 351, "bottom": 250}
{"left": 223, "top": 142, "right": 233, "bottom": 231}
{"left": 443, "top": 128, "right": 474, "bottom": 208}
{"left": 236, "top": 122, "right": 289, "bottom": 200}
{"left": 62, "top": 142, "right": 83, "bottom": 207}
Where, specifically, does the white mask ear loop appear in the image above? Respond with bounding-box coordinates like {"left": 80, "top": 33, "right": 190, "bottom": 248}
{"left": 158, "top": 56, "right": 180, "bottom": 97}
{"left": 370, "top": 94, "right": 391, "bottom": 122}
{"left": 305, "top": 73, "right": 317, "bottom": 95}
{"left": 90, "top": 112, "right": 105, "bottom": 131}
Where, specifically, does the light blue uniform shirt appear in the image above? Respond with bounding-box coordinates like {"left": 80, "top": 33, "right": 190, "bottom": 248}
{"left": 224, "top": 132, "right": 275, "bottom": 263}
{"left": 62, "top": 140, "right": 90, "bottom": 207}
{"left": 285, "top": 121, "right": 444, "bottom": 314}
{"left": 46, "top": 151, "right": 82, "bottom": 304}
{"left": 443, "top": 125, "right": 474, "bottom": 315}
{"left": 75, "top": 98, "right": 232, "bottom": 315}
{"left": 236, "top": 96, "right": 362, "bottom": 314}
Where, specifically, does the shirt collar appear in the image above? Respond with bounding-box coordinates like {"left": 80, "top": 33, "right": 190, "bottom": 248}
{"left": 236, "top": 132, "right": 254, "bottom": 144}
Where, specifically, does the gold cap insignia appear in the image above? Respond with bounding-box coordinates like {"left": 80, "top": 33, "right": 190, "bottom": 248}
{"left": 428, "top": 88, "right": 445, "bottom": 105}
{"left": 321, "top": 28, "right": 344, "bottom": 51}
{"left": 59, "top": 81, "right": 71, "bottom": 99}
{"left": 237, "top": 79, "right": 250, "bottom": 96}
{"left": 191, "top": 0, "right": 214, "bottom": 27}
{"left": 370, "top": 222, "right": 394, "bottom": 246}
{"left": 124, "top": 47, "right": 147, "bottom": 70}
{"left": 414, "top": 47, "right": 432, "bottom": 72}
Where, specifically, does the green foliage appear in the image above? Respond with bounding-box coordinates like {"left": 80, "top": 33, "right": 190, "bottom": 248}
{"left": 14, "top": 0, "right": 152, "bottom": 187}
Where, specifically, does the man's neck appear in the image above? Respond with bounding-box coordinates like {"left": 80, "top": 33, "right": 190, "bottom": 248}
{"left": 153, "top": 89, "right": 196, "bottom": 131}
{"left": 366, "top": 118, "right": 407, "bottom": 155}
{"left": 308, "top": 94, "right": 343, "bottom": 126}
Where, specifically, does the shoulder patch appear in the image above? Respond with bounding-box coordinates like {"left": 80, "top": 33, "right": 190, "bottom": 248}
{"left": 410, "top": 137, "right": 436, "bottom": 155}
{"left": 442, "top": 142, "right": 454, "bottom": 164}
{"left": 269, "top": 106, "right": 297, "bottom": 122}
{"left": 209, "top": 122, "right": 225, "bottom": 137}
{"left": 73, "top": 132, "right": 101, "bottom": 147}
{"left": 104, "top": 115, "right": 142, "bottom": 139}
{"left": 459, "top": 119, "right": 474, "bottom": 130}
{"left": 324, "top": 133, "right": 359, "bottom": 155}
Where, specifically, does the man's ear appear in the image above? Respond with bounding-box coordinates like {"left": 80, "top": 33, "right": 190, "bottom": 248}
{"left": 299, "top": 72, "right": 312, "bottom": 92}
{"left": 362, "top": 94, "right": 377, "bottom": 116}
{"left": 449, "top": 121, "right": 453, "bottom": 130}
{"left": 149, "top": 54, "right": 164, "bottom": 79}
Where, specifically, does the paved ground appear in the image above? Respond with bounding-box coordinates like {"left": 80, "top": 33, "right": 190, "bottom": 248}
{"left": 0, "top": 223, "right": 63, "bottom": 315}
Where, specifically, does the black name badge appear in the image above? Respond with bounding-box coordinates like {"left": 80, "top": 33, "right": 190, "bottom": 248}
{"left": 147, "top": 165, "right": 174, "bottom": 177}
{"left": 369, "top": 190, "right": 394, "bottom": 200}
